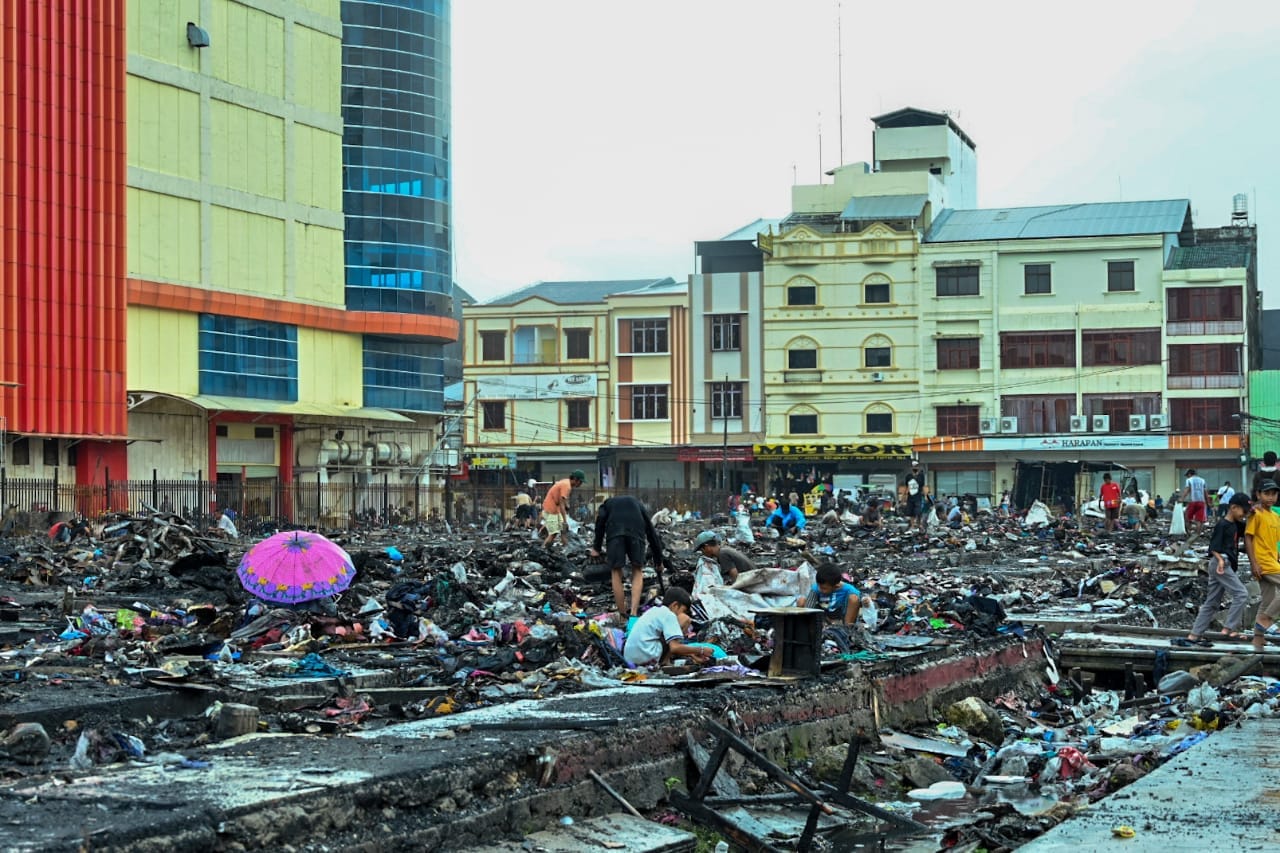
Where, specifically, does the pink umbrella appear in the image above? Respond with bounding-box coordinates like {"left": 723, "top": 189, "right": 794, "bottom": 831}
{"left": 236, "top": 531, "right": 356, "bottom": 604}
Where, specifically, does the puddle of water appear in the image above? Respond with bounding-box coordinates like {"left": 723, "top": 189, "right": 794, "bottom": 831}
{"left": 828, "top": 796, "right": 978, "bottom": 852}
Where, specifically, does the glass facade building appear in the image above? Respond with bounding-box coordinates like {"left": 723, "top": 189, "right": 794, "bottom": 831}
{"left": 342, "top": 0, "right": 452, "bottom": 412}
{"left": 198, "top": 316, "right": 299, "bottom": 401}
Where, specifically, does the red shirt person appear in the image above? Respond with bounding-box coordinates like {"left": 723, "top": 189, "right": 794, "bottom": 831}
{"left": 1099, "top": 473, "right": 1122, "bottom": 534}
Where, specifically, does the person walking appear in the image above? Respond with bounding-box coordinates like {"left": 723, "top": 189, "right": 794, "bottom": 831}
{"left": 1216, "top": 481, "right": 1235, "bottom": 519}
{"left": 1176, "top": 494, "right": 1252, "bottom": 646}
{"left": 589, "top": 493, "right": 667, "bottom": 623}
{"left": 1182, "top": 468, "right": 1209, "bottom": 539}
{"left": 904, "top": 461, "right": 927, "bottom": 533}
{"left": 1099, "top": 473, "right": 1122, "bottom": 534}
{"left": 541, "top": 469, "right": 584, "bottom": 548}
{"left": 1245, "top": 479, "right": 1280, "bottom": 652}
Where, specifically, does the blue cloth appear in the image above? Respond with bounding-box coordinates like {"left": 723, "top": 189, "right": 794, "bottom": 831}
{"left": 811, "top": 581, "right": 861, "bottom": 618}
{"left": 767, "top": 505, "right": 806, "bottom": 530}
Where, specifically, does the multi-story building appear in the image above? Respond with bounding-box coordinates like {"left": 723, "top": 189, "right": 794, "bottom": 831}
{"left": 462, "top": 278, "right": 686, "bottom": 488}
{"left": 914, "top": 202, "right": 1257, "bottom": 503}
{"left": 685, "top": 220, "right": 775, "bottom": 490}
{"left": 755, "top": 108, "right": 975, "bottom": 494}
{"left": 1, "top": 1, "right": 458, "bottom": 515}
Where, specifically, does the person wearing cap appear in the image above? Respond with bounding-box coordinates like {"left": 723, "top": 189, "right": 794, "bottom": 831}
{"left": 589, "top": 493, "right": 667, "bottom": 621}
{"left": 1246, "top": 479, "right": 1280, "bottom": 651}
{"left": 542, "top": 469, "right": 584, "bottom": 548}
{"left": 904, "top": 461, "right": 927, "bottom": 532}
{"left": 693, "top": 530, "right": 757, "bottom": 586}
{"left": 622, "top": 588, "right": 711, "bottom": 668}
{"left": 1176, "top": 493, "right": 1253, "bottom": 647}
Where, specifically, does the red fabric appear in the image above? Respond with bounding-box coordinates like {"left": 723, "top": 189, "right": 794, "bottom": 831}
{"left": 1100, "top": 482, "right": 1121, "bottom": 509}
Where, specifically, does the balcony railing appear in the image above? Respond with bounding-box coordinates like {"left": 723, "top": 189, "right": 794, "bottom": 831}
{"left": 1167, "top": 374, "right": 1242, "bottom": 390}
{"left": 782, "top": 369, "right": 823, "bottom": 384}
{"left": 1167, "top": 320, "right": 1244, "bottom": 336}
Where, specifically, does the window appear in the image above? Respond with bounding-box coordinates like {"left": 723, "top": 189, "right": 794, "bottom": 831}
{"left": 1000, "top": 332, "right": 1076, "bottom": 368}
{"left": 1170, "top": 398, "right": 1238, "bottom": 433}
{"left": 253, "top": 427, "right": 275, "bottom": 439}
{"left": 42, "top": 439, "right": 60, "bottom": 467}
{"left": 1002, "top": 394, "right": 1075, "bottom": 434}
{"left": 480, "top": 331, "right": 506, "bottom": 362}
{"left": 1167, "top": 287, "right": 1243, "bottom": 322}
{"left": 1082, "top": 328, "right": 1160, "bottom": 366}
{"left": 215, "top": 425, "right": 229, "bottom": 437}
{"left": 864, "top": 281, "right": 891, "bottom": 303}
{"left": 937, "top": 405, "right": 980, "bottom": 436}
{"left": 631, "top": 320, "right": 669, "bottom": 354}
{"left": 866, "top": 412, "right": 893, "bottom": 434}
{"left": 788, "top": 348, "right": 818, "bottom": 370}
{"left": 1024, "top": 264, "right": 1052, "bottom": 295}
{"left": 1107, "top": 260, "right": 1135, "bottom": 292}
{"left": 937, "top": 337, "right": 980, "bottom": 370}
{"left": 789, "top": 412, "right": 818, "bottom": 434}
{"left": 565, "top": 328, "right": 591, "bottom": 360}
{"left": 514, "top": 325, "right": 556, "bottom": 364}
{"left": 710, "top": 382, "right": 743, "bottom": 419}
{"left": 566, "top": 399, "right": 590, "bottom": 430}
{"left": 786, "top": 284, "right": 817, "bottom": 306}
{"left": 710, "top": 315, "right": 742, "bottom": 351}
{"left": 629, "top": 385, "right": 669, "bottom": 420}
{"left": 936, "top": 265, "right": 979, "bottom": 297}
{"left": 481, "top": 402, "right": 506, "bottom": 430}
{"left": 10, "top": 437, "right": 29, "bottom": 466}
{"left": 363, "top": 336, "right": 445, "bottom": 412}
{"left": 198, "top": 315, "right": 298, "bottom": 401}
{"left": 1168, "top": 344, "right": 1240, "bottom": 375}
{"left": 864, "top": 346, "right": 892, "bottom": 368}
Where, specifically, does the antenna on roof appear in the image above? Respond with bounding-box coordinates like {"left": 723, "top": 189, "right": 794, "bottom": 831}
{"left": 817, "top": 111, "right": 823, "bottom": 183}
{"left": 836, "top": 0, "right": 844, "bottom": 166}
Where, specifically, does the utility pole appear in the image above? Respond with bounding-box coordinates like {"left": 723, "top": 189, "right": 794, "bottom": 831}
{"left": 721, "top": 375, "right": 730, "bottom": 491}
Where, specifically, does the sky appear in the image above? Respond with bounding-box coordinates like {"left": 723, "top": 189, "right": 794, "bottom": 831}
{"left": 451, "top": 0, "right": 1280, "bottom": 305}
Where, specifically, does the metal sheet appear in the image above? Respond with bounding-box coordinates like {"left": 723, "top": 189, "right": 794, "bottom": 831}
{"left": 839, "top": 193, "right": 928, "bottom": 221}
{"left": 927, "top": 199, "right": 1189, "bottom": 243}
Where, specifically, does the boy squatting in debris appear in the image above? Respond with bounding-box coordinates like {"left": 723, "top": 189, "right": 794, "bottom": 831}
{"left": 1175, "top": 493, "right": 1252, "bottom": 647}
{"left": 589, "top": 493, "right": 668, "bottom": 621}
{"left": 622, "top": 588, "right": 712, "bottom": 668}
{"left": 692, "top": 530, "right": 757, "bottom": 585}
{"left": 1245, "top": 479, "right": 1280, "bottom": 652}
{"left": 804, "top": 562, "right": 866, "bottom": 626}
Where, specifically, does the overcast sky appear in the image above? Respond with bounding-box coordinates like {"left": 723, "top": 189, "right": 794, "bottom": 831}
{"left": 451, "top": 0, "right": 1278, "bottom": 305}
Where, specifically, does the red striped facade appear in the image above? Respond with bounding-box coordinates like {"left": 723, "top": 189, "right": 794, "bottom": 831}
{"left": 1, "top": 0, "right": 129, "bottom": 482}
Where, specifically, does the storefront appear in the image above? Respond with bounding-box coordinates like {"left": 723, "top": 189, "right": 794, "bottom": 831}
{"left": 676, "top": 446, "right": 759, "bottom": 492}
{"left": 752, "top": 442, "right": 913, "bottom": 498}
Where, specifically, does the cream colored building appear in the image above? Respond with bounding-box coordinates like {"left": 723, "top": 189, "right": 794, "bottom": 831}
{"left": 462, "top": 278, "right": 689, "bottom": 488}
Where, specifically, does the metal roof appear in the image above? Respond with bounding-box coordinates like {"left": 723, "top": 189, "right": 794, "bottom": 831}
{"left": 871, "top": 107, "right": 977, "bottom": 151}
{"left": 840, "top": 193, "right": 928, "bottom": 221}
{"left": 926, "top": 199, "right": 1191, "bottom": 243}
{"left": 719, "top": 217, "right": 783, "bottom": 241}
{"left": 1166, "top": 243, "right": 1252, "bottom": 270}
{"left": 482, "top": 277, "right": 678, "bottom": 306}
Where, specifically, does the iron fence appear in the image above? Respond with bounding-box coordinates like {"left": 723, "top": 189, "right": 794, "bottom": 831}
{"left": 0, "top": 472, "right": 735, "bottom": 534}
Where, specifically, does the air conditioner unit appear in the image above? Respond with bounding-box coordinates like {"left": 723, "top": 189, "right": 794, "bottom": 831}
{"left": 870, "top": 371, "right": 885, "bottom": 383}
{"left": 1129, "top": 414, "right": 1148, "bottom": 431}
{"left": 1069, "top": 415, "right": 1088, "bottom": 433}
{"left": 999, "top": 416, "right": 1018, "bottom": 434}
{"left": 979, "top": 417, "right": 999, "bottom": 435}
{"left": 1091, "top": 415, "right": 1110, "bottom": 432}
{"left": 1150, "top": 413, "right": 1169, "bottom": 430}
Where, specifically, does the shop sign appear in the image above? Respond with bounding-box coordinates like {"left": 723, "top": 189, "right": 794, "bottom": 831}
{"left": 677, "top": 446, "right": 755, "bottom": 463}
{"left": 474, "top": 373, "right": 597, "bottom": 400}
{"left": 469, "top": 454, "right": 516, "bottom": 470}
{"left": 983, "top": 435, "right": 1170, "bottom": 452}
{"left": 752, "top": 443, "right": 912, "bottom": 461}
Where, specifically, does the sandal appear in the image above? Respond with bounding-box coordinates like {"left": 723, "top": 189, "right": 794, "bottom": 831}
{"left": 1223, "top": 630, "right": 1248, "bottom": 640}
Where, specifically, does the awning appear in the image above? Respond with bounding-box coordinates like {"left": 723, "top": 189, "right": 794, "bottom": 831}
{"left": 839, "top": 193, "right": 928, "bottom": 221}
{"left": 143, "top": 393, "right": 413, "bottom": 423}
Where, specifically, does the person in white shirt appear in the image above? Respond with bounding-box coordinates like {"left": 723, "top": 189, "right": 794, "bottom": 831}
{"left": 622, "top": 588, "right": 711, "bottom": 668}
{"left": 214, "top": 509, "right": 239, "bottom": 540}
{"left": 1217, "top": 481, "right": 1235, "bottom": 519}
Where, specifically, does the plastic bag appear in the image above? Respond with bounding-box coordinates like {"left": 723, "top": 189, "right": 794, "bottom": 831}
{"left": 734, "top": 510, "right": 755, "bottom": 544}
{"left": 1169, "top": 502, "right": 1186, "bottom": 536}
{"left": 860, "top": 599, "right": 879, "bottom": 631}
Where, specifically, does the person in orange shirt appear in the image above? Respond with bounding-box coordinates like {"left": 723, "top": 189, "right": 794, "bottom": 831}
{"left": 542, "top": 469, "right": 584, "bottom": 548}
{"left": 1099, "top": 473, "right": 1122, "bottom": 534}
{"left": 1245, "top": 479, "right": 1280, "bottom": 652}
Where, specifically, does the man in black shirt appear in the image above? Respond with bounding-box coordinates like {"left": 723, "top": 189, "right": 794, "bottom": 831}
{"left": 904, "top": 461, "right": 927, "bottom": 532}
{"left": 1178, "top": 493, "right": 1252, "bottom": 646}
{"left": 589, "top": 495, "right": 668, "bottom": 622}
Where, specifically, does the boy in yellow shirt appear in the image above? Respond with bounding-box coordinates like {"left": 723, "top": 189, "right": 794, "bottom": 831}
{"left": 1244, "top": 479, "right": 1280, "bottom": 652}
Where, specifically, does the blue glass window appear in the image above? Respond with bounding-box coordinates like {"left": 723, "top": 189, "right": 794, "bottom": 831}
{"left": 198, "top": 316, "right": 298, "bottom": 401}
{"left": 363, "top": 335, "right": 445, "bottom": 412}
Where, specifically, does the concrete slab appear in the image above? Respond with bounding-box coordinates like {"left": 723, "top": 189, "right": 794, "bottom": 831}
{"left": 1021, "top": 718, "right": 1280, "bottom": 852}
{"left": 474, "top": 813, "right": 695, "bottom": 852}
